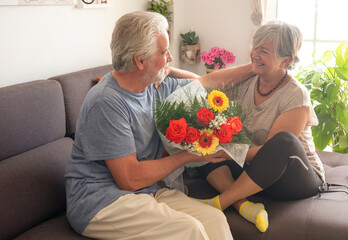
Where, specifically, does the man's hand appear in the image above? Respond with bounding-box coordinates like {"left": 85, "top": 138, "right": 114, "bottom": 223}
{"left": 180, "top": 150, "right": 227, "bottom": 164}
{"left": 106, "top": 149, "right": 228, "bottom": 191}
{"left": 200, "top": 150, "right": 228, "bottom": 163}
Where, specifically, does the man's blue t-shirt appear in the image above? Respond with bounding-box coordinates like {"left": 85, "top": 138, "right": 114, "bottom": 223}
{"left": 65, "top": 72, "right": 190, "bottom": 234}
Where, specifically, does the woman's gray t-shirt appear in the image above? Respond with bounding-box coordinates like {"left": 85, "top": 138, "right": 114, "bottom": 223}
{"left": 234, "top": 75, "right": 325, "bottom": 181}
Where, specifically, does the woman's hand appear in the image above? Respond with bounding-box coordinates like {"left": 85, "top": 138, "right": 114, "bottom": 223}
{"left": 153, "top": 81, "right": 162, "bottom": 89}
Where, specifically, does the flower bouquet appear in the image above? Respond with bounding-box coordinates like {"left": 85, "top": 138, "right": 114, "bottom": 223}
{"left": 201, "top": 46, "right": 236, "bottom": 70}
{"left": 155, "top": 80, "right": 249, "bottom": 169}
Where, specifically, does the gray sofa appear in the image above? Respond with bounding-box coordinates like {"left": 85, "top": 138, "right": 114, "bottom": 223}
{"left": 0, "top": 65, "right": 347, "bottom": 240}
{"left": 0, "top": 65, "right": 113, "bottom": 240}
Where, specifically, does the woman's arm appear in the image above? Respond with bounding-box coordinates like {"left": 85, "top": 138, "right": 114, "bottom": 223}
{"left": 165, "top": 66, "right": 200, "bottom": 79}
{"left": 153, "top": 66, "right": 199, "bottom": 88}
{"left": 162, "top": 64, "right": 253, "bottom": 90}
{"left": 245, "top": 106, "right": 310, "bottom": 163}
{"left": 197, "top": 63, "right": 254, "bottom": 89}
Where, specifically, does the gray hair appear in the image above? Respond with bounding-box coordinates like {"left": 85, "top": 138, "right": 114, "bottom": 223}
{"left": 110, "top": 11, "right": 169, "bottom": 72}
{"left": 251, "top": 21, "right": 302, "bottom": 70}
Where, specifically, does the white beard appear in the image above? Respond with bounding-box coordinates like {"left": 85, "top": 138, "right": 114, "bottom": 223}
{"left": 145, "top": 67, "right": 166, "bottom": 84}
{"left": 154, "top": 68, "right": 166, "bottom": 83}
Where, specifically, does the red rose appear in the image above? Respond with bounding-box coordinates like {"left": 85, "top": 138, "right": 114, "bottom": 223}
{"left": 197, "top": 108, "right": 216, "bottom": 126}
{"left": 165, "top": 118, "right": 188, "bottom": 144}
{"left": 214, "top": 124, "right": 233, "bottom": 144}
{"left": 227, "top": 116, "right": 243, "bottom": 135}
{"left": 184, "top": 127, "right": 200, "bottom": 144}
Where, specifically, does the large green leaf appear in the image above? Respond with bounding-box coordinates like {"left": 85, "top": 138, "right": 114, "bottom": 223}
{"left": 339, "top": 134, "right": 348, "bottom": 149}
{"left": 333, "top": 146, "right": 348, "bottom": 153}
{"left": 312, "top": 118, "right": 337, "bottom": 150}
{"left": 326, "top": 82, "right": 340, "bottom": 103}
{"left": 336, "top": 102, "right": 348, "bottom": 125}
{"left": 332, "top": 132, "right": 348, "bottom": 153}
{"left": 336, "top": 42, "right": 348, "bottom": 68}
{"left": 321, "top": 49, "right": 335, "bottom": 65}
{"left": 314, "top": 104, "right": 330, "bottom": 118}
{"left": 311, "top": 70, "right": 325, "bottom": 88}
{"left": 334, "top": 67, "right": 348, "bottom": 81}
{"left": 311, "top": 89, "right": 324, "bottom": 103}
{"left": 325, "top": 66, "right": 337, "bottom": 79}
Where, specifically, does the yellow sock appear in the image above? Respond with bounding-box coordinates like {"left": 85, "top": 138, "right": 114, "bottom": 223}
{"left": 191, "top": 195, "right": 222, "bottom": 210}
{"left": 239, "top": 201, "right": 269, "bottom": 232}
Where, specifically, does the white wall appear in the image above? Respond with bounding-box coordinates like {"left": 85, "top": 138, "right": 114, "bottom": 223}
{"left": 0, "top": 0, "right": 254, "bottom": 87}
{"left": 171, "top": 0, "right": 254, "bottom": 75}
{"left": 0, "top": 0, "right": 148, "bottom": 87}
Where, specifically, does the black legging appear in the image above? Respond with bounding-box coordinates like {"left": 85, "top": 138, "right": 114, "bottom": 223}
{"left": 197, "top": 131, "right": 323, "bottom": 201}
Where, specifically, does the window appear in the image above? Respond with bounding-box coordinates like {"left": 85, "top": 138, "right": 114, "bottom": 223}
{"left": 276, "top": 0, "right": 348, "bottom": 70}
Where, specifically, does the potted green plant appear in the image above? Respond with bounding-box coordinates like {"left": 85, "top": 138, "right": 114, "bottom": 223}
{"left": 296, "top": 42, "right": 348, "bottom": 153}
{"left": 147, "top": 0, "right": 173, "bottom": 23}
{"left": 180, "top": 30, "right": 200, "bottom": 64}
{"left": 180, "top": 30, "right": 199, "bottom": 45}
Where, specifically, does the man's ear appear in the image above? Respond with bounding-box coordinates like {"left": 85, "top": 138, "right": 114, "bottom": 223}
{"left": 134, "top": 54, "right": 145, "bottom": 70}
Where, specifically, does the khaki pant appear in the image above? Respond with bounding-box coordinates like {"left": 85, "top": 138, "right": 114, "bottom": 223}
{"left": 82, "top": 188, "right": 233, "bottom": 240}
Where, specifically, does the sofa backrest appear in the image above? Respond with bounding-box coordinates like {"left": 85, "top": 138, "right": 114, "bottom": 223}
{"left": 50, "top": 64, "right": 114, "bottom": 138}
{"left": 0, "top": 80, "right": 73, "bottom": 239}
{"left": 0, "top": 80, "right": 66, "bottom": 160}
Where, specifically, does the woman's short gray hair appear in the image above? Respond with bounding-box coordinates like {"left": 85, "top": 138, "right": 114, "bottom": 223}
{"left": 251, "top": 21, "right": 303, "bottom": 70}
{"left": 110, "top": 11, "right": 168, "bottom": 72}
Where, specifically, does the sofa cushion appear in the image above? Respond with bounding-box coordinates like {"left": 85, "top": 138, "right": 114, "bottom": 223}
{"left": 0, "top": 138, "right": 73, "bottom": 240}
{"left": 0, "top": 80, "right": 66, "bottom": 160}
{"left": 13, "top": 214, "right": 92, "bottom": 240}
{"left": 185, "top": 151, "right": 348, "bottom": 240}
{"left": 50, "top": 65, "right": 114, "bottom": 138}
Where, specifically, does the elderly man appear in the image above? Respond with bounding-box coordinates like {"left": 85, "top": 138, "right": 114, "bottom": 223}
{"left": 65, "top": 11, "right": 252, "bottom": 240}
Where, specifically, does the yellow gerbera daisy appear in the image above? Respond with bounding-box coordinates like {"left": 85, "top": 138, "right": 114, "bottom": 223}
{"left": 193, "top": 129, "right": 219, "bottom": 156}
{"left": 207, "top": 90, "right": 229, "bottom": 112}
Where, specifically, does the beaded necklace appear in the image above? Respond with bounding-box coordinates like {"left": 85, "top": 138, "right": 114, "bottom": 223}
{"left": 256, "top": 70, "right": 288, "bottom": 97}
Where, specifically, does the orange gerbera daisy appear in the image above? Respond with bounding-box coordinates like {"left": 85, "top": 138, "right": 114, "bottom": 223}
{"left": 207, "top": 90, "right": 229, "bottom": 112}
{"left": 193, "top": 129, "right": 219, "bottom": 156}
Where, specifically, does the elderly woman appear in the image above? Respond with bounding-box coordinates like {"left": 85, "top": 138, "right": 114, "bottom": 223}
{"left": 195, "top": 21, "right": 325, "bottom": 233}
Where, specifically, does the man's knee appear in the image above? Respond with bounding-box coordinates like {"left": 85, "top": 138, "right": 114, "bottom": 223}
{"left": 178, "top": 216, "right": 209, "bottom": 239}
{"left": 201, "top": 207, "right": 232, "bottom": 240}
{"left": 200, "top": 206, "right": 231, "bottom": 229}
{"left": 210, "top": 208, "right": 230, "bottom": 228}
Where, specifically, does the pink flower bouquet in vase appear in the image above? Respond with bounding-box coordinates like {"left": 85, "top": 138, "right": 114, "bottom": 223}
{"left": 201, "top": 47, "right": 236, "bottom": 73}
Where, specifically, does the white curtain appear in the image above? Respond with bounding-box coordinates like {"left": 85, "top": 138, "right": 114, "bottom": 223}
{"left": 251, "top": 0, "right": 276, "bottom": 26}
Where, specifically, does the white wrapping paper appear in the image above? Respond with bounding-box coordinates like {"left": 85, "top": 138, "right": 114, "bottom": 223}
{"left": 159, "top": 80, "right": 249, "bottom": 192}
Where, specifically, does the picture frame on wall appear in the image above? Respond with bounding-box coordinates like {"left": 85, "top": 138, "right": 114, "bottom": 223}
{"left": 0, "top": 0, "right": 74, "bottom": 6}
